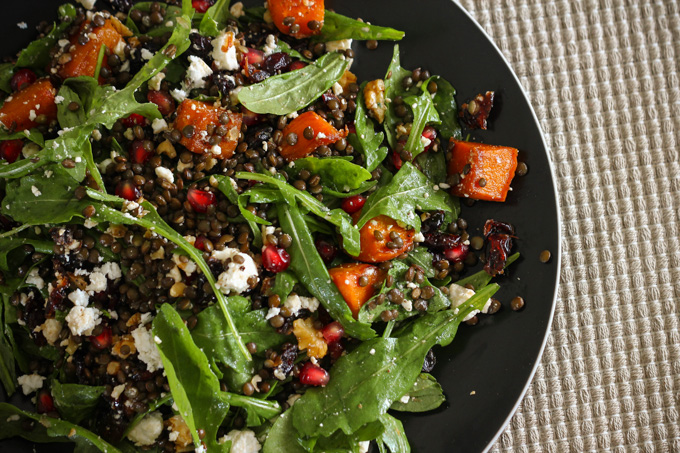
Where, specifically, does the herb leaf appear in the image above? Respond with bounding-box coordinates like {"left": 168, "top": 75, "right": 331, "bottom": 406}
{"left": 390, "top": 373, "right": 445, "bottom": 412}
{"left": 263, "top": 413, "right": 307, "bottom": 453}
{"left": 277, "top": 203, "right": 375, "bottom": 340}
{"left": 316, "top": 11, "right": 405, "bottom": 42}
{"left": 403, "top": 88, "right": 440, "bottom": 159}
{"left": 378, "top": 413, "right": 411, "bottom": 453}
{"left": 355, "top": 162, "right": 454, "bottom": 231}
{"left": 238, "top": 52, "right": 349, "bottom": 115}
{"left": 51, "top": 380, "right": 105, "bottom": 424}
{"left": 414, "top": 147, "right": 448, "bottom": 185}
{"left": 153, "top": 304, "right": 230, "bottom": 452}
{"left": 289, "top": 157, "right": 372, "bottom": 192}
{"left": 0, "top": 238, "right": 53, "bottom": 271}
{"left": 350, "top": 82, "right": 389, "bottom": 171}
{"left": 383, "top": 45, "right": 413, "bottom": 148}
{"left": 199, "top": 0, "right": 231, "bottom": 37}
{"left": 15, "top": 4, "right": 76, "bottom": 70}
{"left": 430, "top": 76, "right": 462, "bottom": 141}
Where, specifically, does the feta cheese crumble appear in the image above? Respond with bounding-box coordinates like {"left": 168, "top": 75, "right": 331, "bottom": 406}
{"left": 155, "top": 166, "right": 174, "bottom": 183}
{"left": 219, "top": 429, "right": 261, "bottom": 453}
{"left": 131, "top": 325, "right": 164, "bottom": 373}
{"left": 447, "top": 283, "right": 492, "bottom": 321}
{"left": 211, "top": 31, "right": 239, "bottom": 71}
{"left": 65, "top": 306, "right": 102, "bottom": 336}
{"left": 76, "top": 0, "right": 96, "bottom": 10}
{"left": 17, "top": 374, "right": 45, "bottom": 395}
{"left": 187, "top": 55, "right": 213, "bottom": 88}
{"left": 283, "top": 294, "right": 320, "bottom": 316}
{"left": 212, "top": 248, "right": 259, "bottom": 294}
{"left": 127, "top": 411, "right": 163, "bottom": 446}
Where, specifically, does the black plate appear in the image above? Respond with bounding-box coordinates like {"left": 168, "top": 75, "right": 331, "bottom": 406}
{"left": 0, "top": 1, "right": 560, "bottom": 452}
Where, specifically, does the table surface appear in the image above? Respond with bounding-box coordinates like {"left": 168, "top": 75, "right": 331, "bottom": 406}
{"left": 456, "top": 0, "right": 680, "bottom": 451}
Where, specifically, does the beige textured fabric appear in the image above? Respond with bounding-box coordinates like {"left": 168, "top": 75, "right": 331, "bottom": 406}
{"left": 455, "top": 0, "right": 680, "bottom": 451}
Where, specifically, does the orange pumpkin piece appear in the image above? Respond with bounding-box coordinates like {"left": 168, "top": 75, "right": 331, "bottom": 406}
{"left": 329, "top": 263, "right": 385, "bottom": 318}
{"left": 267, "top": 0, "right": 325, "bottom": 38}
{"left": 352, "top": 212, "right": 415, "bottom": 263}
{"left": 173, "top": 99, "right": 242, "bottom": 159}
{"left": 280, "top": 111, "right": 347, "bottom": 160}
{"left": 0, "top": 79, "right": 58, "bottom": 131}
{"left": 447, "top": 139, "right": 518, "bottom": 202}
{"left": 58, "top": 19, "right": 126, "bottom": 81}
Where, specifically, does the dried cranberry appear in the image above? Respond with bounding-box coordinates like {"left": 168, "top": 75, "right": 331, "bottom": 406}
{"left": 390, "top": 150, "right": 403, "bottom": 170}
{"left": 459, "top": 91, "right": 495, "bottom": 130}
{"left": 483, "top": 220, "right": 514, "bottom": 237}
{"left": 37, "top": 391, "right": 55, "bottom": 413}
{"left": 191, "top": 0, "right": 214, "bottom": 13}
{"left": 146, "top": 90, "right": 175, "bottom": 117}
{"left": 422, "top": 348, "right": 436, "bottom": 372}
{"left": 120, "top": 113, "right": 146, "bottom": 128}
{"left": 314, "top": 238, "right": 337, "bottom": 264}
{"left": 10, "top": 69, "right": 36, "bottom": 92}
{"left": 213, "top": 72, "right": 236, "bottom": 98}
{"left": 275, "top": 343, "right": 298, "bottom": 377}
{"left": 423, "top": 232, "right": 462, "bottom": 250}
{"left": 187, "top": 32, "right": 213, "bottom": 60}
{"left": 299, "top": 362, "right": 329, "bottom": 386}
{"left": 483, "top": 219, "right": 515, "bottom": 276}
{"left": 115, "top": 180, "right": 140, "bottom": 201}
{"left": 289, "top": 61, "right": 307, "bottom": 71}
{"left": 187, "top": 188, "right": 216, "bottom": 214}
{"left": 421, "top": 126, "right": 437, "bottom": 152}
{"left": 263, "top": 52, "right": 292, "bottom": 73}
{"left": 262, "top": 245, "right": 291, "bottom": 273}
{"left": 129, "top": 140, "right": 153, "bottom": 164}
{"left": 421, "top": 211, "right": 446, "bottom": 234}
{"left": 328, "top": 340, "right": 344, "bottom": 360}
{"left": 321, "top": 321, "right": 344, "bottom": 344}
{"left": 321, "top": 92, "right": 339, "bottom": 103}
{"left": 90, "top": 326, "right": 112, "bottom": 349}
{"left": 249, "top": 69, "right": 271, "bottom": 83}
{"left": 241, "top": 107, "right": 264, "bottom": 127}
{"left": 0, "top": 139, "right": 23, "bottom": 163}
{"left": 194, "top": 235, "right": 209, "bottom": 251}
{"left": 443, "top": 242, "right": 469, "bottom": 263}
{"left": 341, "top": 195, "right": 366, "bottom": 215}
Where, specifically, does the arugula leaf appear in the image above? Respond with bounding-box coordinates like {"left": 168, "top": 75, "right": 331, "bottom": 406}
{"left": 454, "top": 252, "right": 520, "bottom": 289}
{"left": 200, "top": 0, "right": 231, "bottom": 36}
{"left": 404, "top": 247, "right": 436, "bottom": 278}
{"left": 315, "top": 11, "right": 405, "bottom": 42}
{"left": 350, "top": 82, "right": 389, "bottom": 171}
{"left": 291, "top": 284, "right": 498, "bottom": 438}
{"left": 56, "top": 85, "right": 87, "bottom": 128}
{"left": 238, "top": 52, "right": 349, "bottom": 115}
{"left": 378, "top": 413, "right": 411, "bottom": 453}
{"left": 263, "top": 413, "right": 307, "bottom": 453}
{"left": 403, "top": 87, "right": 440, "bottom": 159}
{"left": 223, "top": 392, "right": 281, "bottom": 427}
{"left": 383, "top": 45, "right": 413, "bottom": 148}
{"left": 389, "top": 373, "right": 445, "bottom": 413}
{"left": 153, "top": 304, "right": 230, "bottom": 452}
{"left": 236, "top": 171, "right": 360, "bottom": 257}
{"left": 355, "top": 162, "right": 454, "bottom": 231}
{"left": 270, "top": 271, "right": 298, "bottom": 302}
{"left": 126, "top": 2, "right": 184, "bottom": 37}
{"left": 0, "top": 296, "right": 17, "bottom": 396}
{"left": 414, "top": 147, "right": 447, "bottom": 184}
{"left": 306, "top": 420, "right": 384, "bottom": 452}
{"left": 213, "top": 175, "right": 264, "bottom": 248}
{"left": 15, "top": 4, "right": 76, "bottom": 70}
{"left": 277, "top": 204, "right": 375, "bottom": 340}
{"left": 0, "top": 63, "right": 12, "bottom": 93}
{"left": 51, "top": 380, "right": 105, "bottom": 424}
{"left": 269, "top": 40, "right": 312, "bottom": 63}
{"left": 0, "top": 237, "right": 53, "bottom": 271}
{"left": 0, "top": 402, "right": 120, "bottom": 452}
{"left": 430, "top": 76, "right": 462, "bottom": 141}
{"left": 289, "top": 157, "right": 372, "bottom": 192}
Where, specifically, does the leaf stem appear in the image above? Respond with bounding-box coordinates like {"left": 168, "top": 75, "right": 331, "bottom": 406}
{"left": 0, "top": 224, "right": 30, "bottom": 239}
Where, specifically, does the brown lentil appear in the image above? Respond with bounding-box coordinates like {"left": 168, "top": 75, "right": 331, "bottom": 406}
{"left": 510, "top": 296, "right": 525, "bottom": 311}
{"left": 539, "top": 250, "right": 551, "bottom": 263}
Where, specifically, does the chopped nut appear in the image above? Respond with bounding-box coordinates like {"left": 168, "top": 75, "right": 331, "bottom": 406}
{"left": 363, "top": 79, "right": 387, "bottom": 124}
{"left": 293, "top": 318, "right": 328, "bottom": 359}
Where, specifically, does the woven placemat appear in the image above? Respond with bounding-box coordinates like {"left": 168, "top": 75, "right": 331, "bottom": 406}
{"left": 456, "top": 0, "right": 680, "bottom": 451}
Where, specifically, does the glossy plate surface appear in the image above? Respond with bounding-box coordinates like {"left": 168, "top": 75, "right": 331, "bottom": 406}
{"left": 0, "top": 1, "right": 560, "bottom": 452}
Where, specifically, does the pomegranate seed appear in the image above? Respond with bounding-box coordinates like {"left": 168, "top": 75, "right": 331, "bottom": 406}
{"left": 346, "top": 123, "right": 356, "bottom": 134}
{"left": 115, "top": 180, "right": 140, "bottom": 201}
{"left": 328, "top": 340, "right": 344, "bottom": 360}
{"left": 421, "top": 126, "right": 437, "bottom": 152}
{"left": 10, "top": 68, "right": 37, "bottom": 92}
{"left": 444, "top": 242, "right": 469, "bottom": 262}
{"left": 192, "top": 0, "right": 213, "bottom": 12}
{"left": 242, "top": 48, "right": 265, "bottom": 67}
{"left": 341, "top": 195, "right": 366, "bottom": 215}
{"left": 314, "top": 238, "right": 337, "bottom": 264}
{"left": 129, "top": 140, "right": 153, "bottom": 164}
{"left": 262, "top": 244, "right": 291, "bottom": 273}
{"left": 186, "top": 187, "right": 216, "bottom": 214}
{"left": 147, "top": 90, "right": 176, "bottom": 117}
{"left": 194, "top": 235, "right": 208, "bottom": 251}
{"left": 321, "top": 92, "right": 339, "bottom": 103}
{"left": 90, "top": 326, "right": 112, "bottom": 350}
{"left": 289, "top": 61, "right": 307, "bottom": 71}
{"left": 241, "top": 107, "right": 264, "bottom": 126}
{"left": 0, "top": 139, "right": 23, "bottom": 163}
{"left": 299, "top": 361, "right": 330, "bottom": 386}
{"left": 37, "top": 391, "right": 55, "bottom": 413}
{"left": 390, "top": 151, "right": 403, "bottom": 170}
{"left": 121, "top": 113, "right": 146, "bottom": 128}
{"left": 321, "top": 321, "right": 344, "bottom": 344}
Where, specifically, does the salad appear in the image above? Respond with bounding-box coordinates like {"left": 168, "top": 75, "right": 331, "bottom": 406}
{"left": 0, "top": 0, "right": 525, "bottom": 452}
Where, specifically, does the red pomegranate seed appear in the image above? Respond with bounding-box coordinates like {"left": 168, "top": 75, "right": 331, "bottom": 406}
{"left": 121, "top": 113, "right": 146, "bottom": 128}
{"left": 10, "top": 68, "right": 37, "bottom": 92}
{"left": 346, "top": 123, "right": 356, "bottom": 134}
{"left": 115, "top": 180, "right": 140, "bottom": 201}
{"left": 37, "top": 391, "right": 55, "bottom": 413}
{"left": 299, "top": 361, "right": 330, "bottom": 386}
{"left": 90, "top": 326, "right": 112, "bottom": 350}
{"left": 444, "top": 242, "right": 469, "bottom": 262}
{"left": 147, "top": 90, "right": 176, "bottom": 117}
{"left": 390, "top": 151, "right": 403, "bottom": 170}
{"left": 194, "top": 235, "right": 208, "bottom": 251}
{"left": 192, "top": 0, "right": 213, "bottom": 12}
{"left": 289, "top": 61, "right": 307, "bottom": 71}
{"left": 321, "top": 321, "right": 344, "bottom": 344}
{"left": 314, "top": 238, "right": 337, "bottom": 264}
{"left": 186, "top": 187, "right": 216, "bottom": 214}
{"left": 262, "top": 244, "right": 291, "bottom": 273}
{"left": 421, "top": 126, "right": 437, "bottom": 152}
{"left": 242, "top": 48, "right": 265, "bottom": 66}
{"left": 129, "top": 140, "right": 153, "bottom": 164}
{"left": 328, "top": 340, "right": 344, "bottom": 360}
{"left": 241, "top": 107, "right": 264, "bottom": 126}
{"left": 341, "top": 195, "right": 366, "bottom": 215}
{"left": 0, "top": 139, "right": 23, "bottom": 163}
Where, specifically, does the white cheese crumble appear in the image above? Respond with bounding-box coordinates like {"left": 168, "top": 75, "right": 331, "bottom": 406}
{"left": 283, "top": 294, "right": 320, "bottom": 316}
{"left": 30, "top": 185, "right": 41, "bottom": 197}
{"left": 211, "top": 31, "right": 239, "bottom": 71}
{"left": 230, "top": 2, "right": 245, "bottom": 18}
{"left": 111, "top": 383, "right": 126, "bottom": 399}
{"left": 265, "top": 307, "right": 280, "bottom": 320}
{"left": 148, "top": 72, "right": 165, "bottom": 91}
{"left": 359, "top": 441, "right": 370, "bottom": 453}
{"left": 220, "top": 429, "right": 261, "bottom": 453}
{"left": 447, "top": 283, "right": 492, "bottom": 320}
{"left": 325, "top": 39, "right": 353, "bottom": 52}
{"left": 141, "top": 48, "right": 154, "bottom": 60}
{"left": 68, "top": 289, "right": 90, "bottom": 307}
{"left": 65, "top": 306, "right": 102, "bottom": 336}
{"left": 25, "top": 268, "right": 44, "bottom": 289}
{"left": 172, "top": 253, "right": 197, "bottom": 276}
{"left": 131, "top": 325, "right": 164, "bottom": 373}
{"left": 400, "top": 395, "right": 410, "bottom": 404}
{"left": 35, "top": 319, "right": 62, "bottom": 345}
{"left": 155, "top": 166, "right": 174, "bottom": 183}
{"left": 76, "top": 0, "right": 96, "bottom": 10}
{"left": 187, "top": 55, "right": 213, "bottom": 88}
{"left": 127, "top": 411, "right": 164, "bottom": 446}
{"left": 212, "top": 248, "right": 259, "bottom": 294}
{"left": 17, "top": 22, "right": 28, "bottom": 29}
{"left": 332, "top": 82, "right": 343, "bottom": 96}
{"left": 171, "top": 88, "right": 187, "bottom": 102}
{"left": 17, "top": 374, "right": 46, "bottom": 395}
{"left": 414, "top": 232, "right": 425, "bottom": 242}
{"left": 263, "top": 34, "right": 277, "bottom": 56}
{"left": 86, "top": 271, "right": 107, "bottom": 293}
